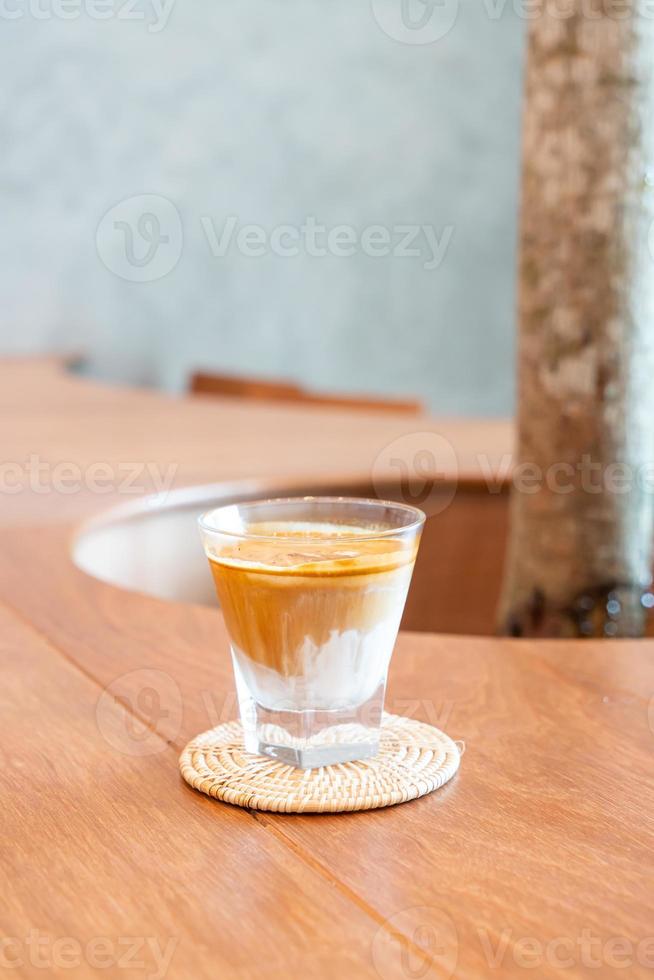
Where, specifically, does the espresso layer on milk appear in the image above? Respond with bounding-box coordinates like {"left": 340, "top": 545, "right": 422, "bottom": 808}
{"left": 207, "top": 522, "right": 417, "bottom": 709}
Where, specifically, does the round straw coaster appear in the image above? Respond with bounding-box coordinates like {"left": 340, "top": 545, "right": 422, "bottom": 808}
{"left": 179, "top": 713, "right": 461, "bottom": 813}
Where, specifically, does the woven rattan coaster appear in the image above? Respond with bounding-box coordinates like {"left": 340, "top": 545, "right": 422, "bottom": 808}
{"left": 179, "top": 713, "right": 461, "bottom": 813}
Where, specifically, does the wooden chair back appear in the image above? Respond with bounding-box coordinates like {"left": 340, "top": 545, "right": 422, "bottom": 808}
{"left": 190, "top": 371, "right": 423, "bottom": 415}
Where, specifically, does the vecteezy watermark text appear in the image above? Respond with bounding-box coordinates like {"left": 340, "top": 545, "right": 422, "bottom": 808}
{"left": 0, "top": 932, "right": 177, "bottom": 978}
{"left": 372, "top": 430, "right": 654, "bottom": 519}
{"left": 95, "top": 194, "right": 455, "bottom": 282}
{"left": 370, "top": 0, "right": 654, "bottom": 48}
{"left": 479, "top": 453, "right": 654, "bottom": 497}
{"left": 372, "top": 905, "right": 654, "bottom": 979}
{"left": 0, "top": 455, "right": 178, "bottom": 497}
{"left": 201, "top": 215, "right": 453, "bottom": 270}
{"left": 482, "top": 0, "right": 654, "bottom": 21}
{"left": 95, "top": 663, "right": 456, "bottom": 757}
{"left": 479, "top": 927, "right": 654, "bottom": 970}
{"left": 0, "top": 0, "right": 174, "bottom": 31}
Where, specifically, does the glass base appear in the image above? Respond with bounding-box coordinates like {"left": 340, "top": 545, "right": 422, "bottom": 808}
{"left": 247, "top": 727, "right": 380, "bottom": 769}
{"left": 233, "top": 656, "right": 385, "bottom": 769}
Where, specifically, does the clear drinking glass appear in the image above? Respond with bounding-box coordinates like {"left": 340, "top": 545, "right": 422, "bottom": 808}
{"left": 199, "top": 496, "right": 424, "bottom": 768}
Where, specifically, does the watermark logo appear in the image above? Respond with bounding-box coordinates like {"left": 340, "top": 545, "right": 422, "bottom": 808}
{"left": 96, "top": 198, "right": 454, "bottom": 279}
{"left": 96, "top": 668, "right": 183, "bottom": 756}
{"left": 372, "top": 906, "right": 458, "bottom": 979}
{"left": 372, "top": 431, "right": 459, "bottom": 517}
{"left": 371, "top": 0, "right": 654, "bottom": 40}
{"left": 370, "top": 0, "right": 459, "bottom": 45}
{"left": 372, "top": 439, "right": 654, "bottom": 521}
{"left": 96, "top": 195, "right": 183, "bottom": 282}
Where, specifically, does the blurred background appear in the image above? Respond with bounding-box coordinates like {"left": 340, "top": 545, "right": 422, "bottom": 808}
{"left": 0, "top": 0, "right": 524, "bottom": 415}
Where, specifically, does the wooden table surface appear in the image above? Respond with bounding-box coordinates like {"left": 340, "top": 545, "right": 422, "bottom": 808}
{"left": 2, "top": 359, "right": 653, "bottom": 979}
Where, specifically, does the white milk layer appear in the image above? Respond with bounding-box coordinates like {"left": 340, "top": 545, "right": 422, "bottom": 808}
{"left": 231, "top": 580, "right": 410, "bottom": 711}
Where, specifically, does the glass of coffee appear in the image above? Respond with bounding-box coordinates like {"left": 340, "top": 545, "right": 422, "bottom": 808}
{"left": 199, "top": 496, "right": 425, "bottom": 768}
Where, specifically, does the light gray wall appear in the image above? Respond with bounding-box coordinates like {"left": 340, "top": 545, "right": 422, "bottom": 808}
{"left": 0, "top": 0, "right": 525, "bottom": 415}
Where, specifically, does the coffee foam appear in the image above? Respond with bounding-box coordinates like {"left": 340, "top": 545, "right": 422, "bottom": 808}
{"left": 243, "top": 521, "right": 384, "bottom": 538}
{"left": 207, "top": 522, "right": 410, "bottom": 574}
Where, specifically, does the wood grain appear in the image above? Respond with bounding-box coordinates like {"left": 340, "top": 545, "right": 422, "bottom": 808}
{"left": 0, "top": 601, "right": 398, "bottom": 979}
{"left": 2, "top": 359, "right": 653, "bottom": 979}
{"left": 2, "top": 528, "right": 654, "bottom": 978}
{"left": 0, "top": 358, "right": 512, "bottom": 525}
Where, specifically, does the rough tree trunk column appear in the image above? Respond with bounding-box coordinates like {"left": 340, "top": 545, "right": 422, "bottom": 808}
{"left": 498, "top": 0, "right": 654, "bottom": 637}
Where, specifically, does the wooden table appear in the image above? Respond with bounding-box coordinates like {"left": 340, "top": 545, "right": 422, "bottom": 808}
{"left": 1, "top": 359, "right": 652, "bottom": 979}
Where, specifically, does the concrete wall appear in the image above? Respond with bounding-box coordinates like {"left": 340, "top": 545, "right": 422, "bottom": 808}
{"left": 0, "top": 0, "right": 525, "bottom": 415}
